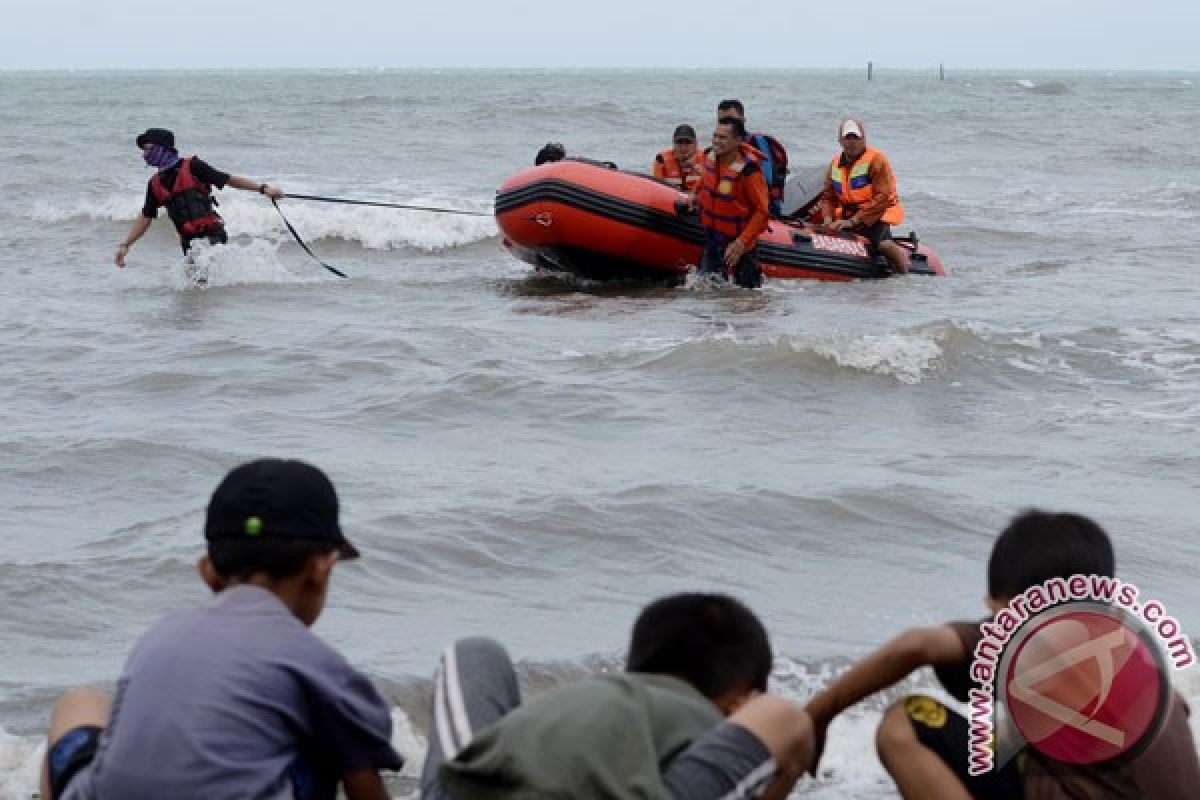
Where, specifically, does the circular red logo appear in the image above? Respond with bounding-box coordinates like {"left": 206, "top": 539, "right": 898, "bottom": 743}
{"left": 1003, "top": 606, "right": 1166, "bottom": 765}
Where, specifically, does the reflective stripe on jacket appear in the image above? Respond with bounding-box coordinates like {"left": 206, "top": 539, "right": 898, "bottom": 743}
{"left": 653, "top": 149, "right": 703, "bottom": 191}
{"left": 828, "top": 145, "right": 904, "bottom": 226}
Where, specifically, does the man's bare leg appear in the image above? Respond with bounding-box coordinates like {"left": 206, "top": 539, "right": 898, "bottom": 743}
{"left": 40, "top": 688, "right": 111, "bottom": 799}
{"left": 875, "top": 701, "right": 970, "bottom": 800}
{"left": 878, "top": 240, "right": 910, "bottom": 274}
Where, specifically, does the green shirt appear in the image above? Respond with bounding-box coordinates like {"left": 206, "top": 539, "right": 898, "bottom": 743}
{"left": 440, "top": 673, "right": 723, "bottom": 800}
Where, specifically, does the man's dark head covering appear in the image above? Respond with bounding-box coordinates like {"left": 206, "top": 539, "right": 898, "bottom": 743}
{"left": 136, "top": 128, "right": 175, "bottom": 150}
{"left": 672, "top": 125, "right": 697, "bottom": 143}
{"left": 535, "top": 142, "right": 566, "bottom": 166}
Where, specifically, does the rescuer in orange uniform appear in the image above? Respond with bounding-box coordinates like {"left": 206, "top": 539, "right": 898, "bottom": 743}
{"left": 819, "top": 116, "right": 909, "bottom": 274}
{"left": 689, "top": 117, "right": 771, "bottom": 288}
{"left": 652, "top": 125, "right": 704, "bottom": 193}
{"left": 715, "top": 99, "right": 788, "bottom": 217}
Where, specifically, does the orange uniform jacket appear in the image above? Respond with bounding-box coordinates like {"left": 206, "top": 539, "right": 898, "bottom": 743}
{"left": 653, "top": 149, "right": 704, "bottom": 192}
{"left": 695, "top": 145, "right": 771, "bottom": 250}
{"left": 820, "top": 146, "right": 903, "bottom": 227}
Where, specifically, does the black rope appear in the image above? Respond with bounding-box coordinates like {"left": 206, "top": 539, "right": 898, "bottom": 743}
{"left": 270, "top": 198, "right": 347, "bottom": 278}
{"left": 286, "top": 193, "right": 492, "bottom": 217}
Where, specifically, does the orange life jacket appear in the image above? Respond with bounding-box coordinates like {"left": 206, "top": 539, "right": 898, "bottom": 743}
{"left": 149, "top": 157, "right": 223, "bottom": 239}
{"left": 828, "top": 146, "right": 904, "bottom": 226}
{"left": 654, "top": 148, "right": 703, "bottom": 191}
{"left": 696, "top": 146, "right": 760, "bottom": 240}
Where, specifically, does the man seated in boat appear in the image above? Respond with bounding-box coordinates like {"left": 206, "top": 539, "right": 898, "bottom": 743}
{"left": 688, "top": 117, "right": 771, "bottom": 288}
{"left": 716, "top": 100, "right": 788, "bottom": 217}
{"left": 818, "top": 117, "right": 910, "bottom": 274}
{"left": 534, "top": 142, "right": 566, "bottom": 165}
{"left": 653, "top": 125, "right": 704, "bottom": 193}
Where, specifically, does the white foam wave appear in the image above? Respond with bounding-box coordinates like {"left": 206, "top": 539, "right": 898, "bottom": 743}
{"left": 170, "top": 238, "right": 328, "bottom": 290}
{"left": 31, "top": 193, "right": 138, "bottom": 224}
{"left": 26, "top": 193, "right": 498, "bottom": 253}
{"left": 592, "top": 326, "right": 944, "bottom": 385}
{"left": 227, "top": 197, "right": 497, "bottom": 252}
{"left": 1014, "top": 79, "right": 1070, "bottom": 95}
{"left": 390, "top": 709, "right": 426, "bottom": 780}
{"left": 0, "top": 726, "right": 42, "bottom": 800}
{"left": 809, "top": 332, "right": 943, "bottom": 385}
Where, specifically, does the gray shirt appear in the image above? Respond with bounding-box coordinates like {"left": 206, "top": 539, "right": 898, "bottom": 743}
{"left": 441, "top": 673, "right": 724, "bottom": 800}
{"left": 70, "top": 585, "right": 402, "bottom": 800}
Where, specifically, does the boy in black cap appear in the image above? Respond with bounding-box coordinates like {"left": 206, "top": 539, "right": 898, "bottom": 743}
{"left": 115, "top": 128, "right": 287, "bottom": 267}
{"left": 40, "top": 459, "right": 403, "bottom": 800}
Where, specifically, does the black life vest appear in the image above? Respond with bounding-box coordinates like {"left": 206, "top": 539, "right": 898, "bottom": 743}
{"left": 149, "top": 157, "right": 223, "bottom": 239}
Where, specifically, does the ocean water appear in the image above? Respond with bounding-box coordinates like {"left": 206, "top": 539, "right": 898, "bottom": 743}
{"left": 0, "top": 68, "right": 1198, "bottom": 798}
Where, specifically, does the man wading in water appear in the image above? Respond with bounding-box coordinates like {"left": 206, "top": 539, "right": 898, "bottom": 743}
{"left": 114, "top": 128, "right": 285, "bottom": 267}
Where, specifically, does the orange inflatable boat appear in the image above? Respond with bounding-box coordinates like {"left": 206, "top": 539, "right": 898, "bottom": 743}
{"left": 495, "top": 160, "right": 945, "bottom": 283}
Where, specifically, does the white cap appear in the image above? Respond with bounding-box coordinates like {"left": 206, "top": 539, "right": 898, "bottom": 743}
{"left": 839, "top": 119, "right": 864, "bottom": 138}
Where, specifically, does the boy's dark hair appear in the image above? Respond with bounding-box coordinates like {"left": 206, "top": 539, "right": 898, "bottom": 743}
{"left": 626, "top": 593, "right": 772, "bottom": 699}
{"left": 717, "top": 116, "right": 747, "bottom": 139}
{"left": 987, "top": 510, "right": 1115, "bottom": 599}
{"left": 716, "top": 99, "right": 745, "bottom": 117}
{"left": 208, "top": 537, "right": 337, "bottom": 581}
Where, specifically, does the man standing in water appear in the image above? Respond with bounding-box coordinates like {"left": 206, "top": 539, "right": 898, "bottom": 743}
{"left": 690, "top": 117, "right": 771, "bottom": 289}
{"left": 715, "top": 100, "right": 788, "bottom": 217}
{"left": 819, "top": 117, "right": 909, "bottom": 274}
{"left": 114, "top": 128, "right": 285, "bottom": 266}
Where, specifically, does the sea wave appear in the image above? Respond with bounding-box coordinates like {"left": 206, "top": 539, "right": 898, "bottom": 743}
{"left": 558, "top": 318, "right": 1200, "bottom": 399}
{"left": 1013, "top": 79, "right": 1071, "bottom": 95}
{"left": 27, "top": 193, "right": 498, "bottom": 252}
{"left": 592, "top": 324, "right": 952, "bottom": 386}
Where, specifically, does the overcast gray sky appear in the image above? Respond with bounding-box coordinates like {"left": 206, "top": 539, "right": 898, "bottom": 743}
{"left": 4, "top": 0, "right": 1197, "bottom": 70}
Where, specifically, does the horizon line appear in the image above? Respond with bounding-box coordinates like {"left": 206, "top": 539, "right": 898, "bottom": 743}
{"left": 2, "top": 64, "right": 1198, "bottom": 73}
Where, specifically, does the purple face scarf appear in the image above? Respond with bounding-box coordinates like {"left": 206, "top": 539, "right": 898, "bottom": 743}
{"left": 143, "top": 143, "right": 181, "bottom": 171}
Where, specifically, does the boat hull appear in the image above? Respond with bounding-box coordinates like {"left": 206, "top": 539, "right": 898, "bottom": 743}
{"left": 495, "top": 161, "right": 945, "bottom": 283}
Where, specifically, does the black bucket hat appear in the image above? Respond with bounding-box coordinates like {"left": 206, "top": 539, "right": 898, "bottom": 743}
{"left": 135, "top": 128, "right": 175, "bottom": 150}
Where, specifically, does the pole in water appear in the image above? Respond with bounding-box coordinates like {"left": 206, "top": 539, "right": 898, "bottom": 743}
{"left": 940, "top": 63, "right": 945, "bottom": 81}
{"left": 867, "top": 61, "right": 873, "bottom": 81}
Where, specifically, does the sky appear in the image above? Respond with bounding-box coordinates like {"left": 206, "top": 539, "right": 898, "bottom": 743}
{"left": 3, "top": 0, "right": 1197, "bottom": 70}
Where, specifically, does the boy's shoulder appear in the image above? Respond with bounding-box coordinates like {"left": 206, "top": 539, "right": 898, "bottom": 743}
{"left": 132, "top": 585, "right": 349, "bottom": 677}
{"left": 513, "top": 672, "right": 715, "bottom": 724}
{"left": 928, "top": 619, "right": 986, "bottom": 704}
{"left": 461, "top": 672, "right": 720, "bottom": 755}
{"left": 443, "top": 673, "right": 720, "bottom": 799}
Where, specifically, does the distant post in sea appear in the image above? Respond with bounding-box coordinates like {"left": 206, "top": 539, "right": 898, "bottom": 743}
{"left": 940, "top": 63, "right": 945, "bottom": 81}
{"left": 867, "top": 61, "right": 873, "bottom": 81}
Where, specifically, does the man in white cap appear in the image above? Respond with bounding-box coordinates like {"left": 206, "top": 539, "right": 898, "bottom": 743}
{"left": 819, "top": 117, "right": 909, "bottom": 274}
